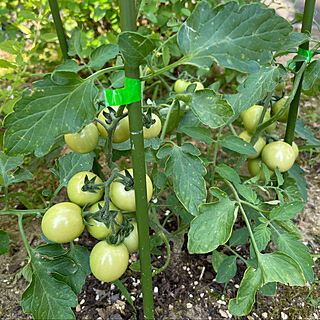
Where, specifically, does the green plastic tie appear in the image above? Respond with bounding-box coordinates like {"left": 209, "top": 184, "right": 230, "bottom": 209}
{"left": 287, "top": 48, "right": 314, "bottom": 69}
{"left": 105, "top": 77, "right": 141, "bottom": 106}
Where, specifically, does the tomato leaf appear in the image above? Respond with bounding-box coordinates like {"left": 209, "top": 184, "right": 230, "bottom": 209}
{"left": 234, "top": 183, "right": 258, "bottom": 205}
{"left": 216, "top": 255, "right": 237, "bottom": 283}
{"left": 253, "top": 223, "right": 271, "bottom": 251}
{"left": 269, "top": 201, "right": 305, "bottom": 221}
{"left": 211, "top": 250, "right": 229, "bottom": 273}
{"left": 118, "top": 32, "right": 155, "bottom": 67}
{"left": 228, "top": 267, "right": 263, "bottom": 316}
{"left": 258, "top": 282, "right": 277, "bottom": 296}
{"left": 189, "top": 90, "right": 234, "bottom": 128}
{"left": 277, "top": 32, "right": 308, "bottom": 52}
{"left": 34, "top": 243, "right": 67, "bottom": 258}
{"left": 228, "top": 227, "right": 249, "bottom": 247}
{"left": 21, "top": 254, "right": 78, "bottom": 320}
{"left": 294, "top": 118, "right": 320, "bottom": 146}
{"left": 221, "top": 136, "right": 258, "bottom": 156}
{"left": 272, "top": 233, "right": 314, "bottom": 283}
{"left": 303, "top": 59, "right": 320, "bottom": 90}
{"left": 226, "top": 66, "right": 287, "bottom": 119}
{"left": 52, "top": 245, "right": 91, "bottom": 295}
{"left": 179, "top": 126, "right": 214, "bottom": 144}
{"left": 288, "top": 163, "right": 308, "bottom": 201}
{"left": 0, "top": 230, "right": 10, "bottom": 255}
{"left": 3, "top": 71, "right": 98, "bottom": 156}
{"left": 88, "top": 44, "right": 119, "bottom": 70}
{"left": 188, "top": 191, "right": 236, "bottom": 253}
{"left": 178, "top": 2, "right": 292, "bottom": 73}
{"left": 216, "top": 164, "right": 241, "bottom": 184}
{"left": 52, "top": 152, "right": 94, "bottom": 186}
{"left": 163, "top": 144, "right": 207, "bottom": 216}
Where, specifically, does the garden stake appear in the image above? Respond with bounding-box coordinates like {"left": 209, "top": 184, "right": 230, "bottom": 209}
{"left": 284, "top": 0, "right": 316, "bottom": 144}
{"left": 119, "top": 0, "right": 155, "bottom": 319}
{"left": 48, "top": 0, "right": 68, "bottom": 61}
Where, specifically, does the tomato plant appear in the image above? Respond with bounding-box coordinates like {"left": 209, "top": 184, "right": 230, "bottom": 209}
{"left": 247, "top": 158, "right": 273, "bottom": 180}
{"left": 41, "top": 202, "right": 84, "bottom": 243}
{"left": 261, "top": 141, "right": 296, "bottom": 172}
{"left": 86, "top": 201, "right": 123, "bottom": 240}
{"left": 89, "top": 241, "right": 129, "bottom": 282}
{"left": 174, "top": 79, "right": 191, "bottom": 93}
{"left": 123, "top": 221, "right": 139, "bottom": 253}
{"left": 97, "top": 106, "right": 130, "bottom": 143}
{"left": 272, "top": 96, "right": 290, "bottom": 123}
{"left": 109, "top": 169, "right": 153, "bottom": 212}
{"left": 239, "top": 130, "right": 266, "bottom": 159}
{"left": 64, "top": 123, "right": 99, "bottom": 154}
{"left": 67, "top": 171, "right": 104, "bottom": 206}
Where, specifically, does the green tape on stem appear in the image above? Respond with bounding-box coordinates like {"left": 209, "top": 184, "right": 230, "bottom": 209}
{"left": 105, "top": 77, "right": 141, "bottom": 106}
{"left": 287, "top": 47, "right": 314, "bottom": 68}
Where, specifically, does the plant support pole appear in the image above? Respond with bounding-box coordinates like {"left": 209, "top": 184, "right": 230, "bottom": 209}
{"left": 284, "top": 0, "right": 315, "bottom": 144}
{"left": 48, "top": 0, "right": 68, "bottom": 61}
{"left": 119, "top": 1, "right": 154, "bottom": 319}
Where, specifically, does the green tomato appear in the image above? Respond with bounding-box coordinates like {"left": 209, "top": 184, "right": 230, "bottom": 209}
{"left": 242, "top": 105, "right": 276, "bottom": 134}
{"left": 41, "top": 202, "right": 84, "bottom": 243}
{"left": 110, "top": 168, "right": 153, "bottom": 212}
{"left": 174, "top": 79, "right": 191, "bottom": 93}
{"left": 86, "top": 201, "right": 123, "bottom": 240}
{"left": 143, "top": 114, "right": 162, "bottom": 139}
{"left": 97, "top": 106, "right": 130, "bottom": 143}
{"left": 64, "top": 123, "right": 99, "bottom": 154}
{"left": 272, "top": 97, "right": 289, "bottom": 123}
{"left": 261, "top": 141, "right": 296, "bottom": 172}
{"left": 67, "top": 171, "right": 104, "bottom": 206}
{"left": 248, "top": 158, "right": 273, "bottom": 180}
{"left": 280, "top": 139, "right": 299, "bottom": 160}
{"left": 275, "top": 81, "right": 286, "bottom": 92}
{"left": 123, "top": 221, "right": 139, "bottom": 253}
{"left": 238, "top": 130, "right": 266, "bottom": 159}
{"left": 90, "top": 241, "right": 129, "bottom": 282}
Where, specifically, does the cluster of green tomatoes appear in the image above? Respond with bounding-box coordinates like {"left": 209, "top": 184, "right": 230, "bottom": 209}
{"left": 239, "top": 97, "right": 298, "bottom": 179}
{"left": 41, "top": 106, "right": 159, "bottom": 282}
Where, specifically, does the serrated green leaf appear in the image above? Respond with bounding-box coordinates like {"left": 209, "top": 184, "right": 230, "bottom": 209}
{"left": 53, "top": 245, "right": 90, "bottom": 294}
{"left": 216, "top": 164, "right": 241, "bottom": 184}
{"left": 3, "top": 72, "right": 98, "bottom": 156}
{"left": 260, "top": 251, "right": 305, "bottom": 286}
{"left": 35, "top": 243, "right": 67, "bottom": 258}
{"left": 221, "top": 136, "right": 258, "bottom": 156}
{"left": 68, "top": 27, "right": 82, "bottom": 56}
{"left": 234, "top": 183, "right": 258, "bottom": 204}
{"left": 0, "top": 230, "right": 10, "bottom": 255}
{"left": 0, "top": 40, "right": 24, "bottom": 54}
{"left": 270, "top": 201, "right": 305, "bottom": 221}
{"left": 166, "top": 194, "right": 194, "bottom": 224}
{"left": 277, "top": 32, "right": 308, "bottom": 52}
{"left": 53, "top": 152, "right": 94, "bottom": 186}
{"left": 272, "top": 233, "right": 314, "bottom": 283}
{"left": 226, "top": 66, "right": 287, "bottom": 119}
{"left": 165, "top": 145, "right": 207, "bottom": 216}
{"left": 181, "top": 142, "right": 201, "bottom": 156}
{"left": 228, "top": 267, "right": 263, "bottom": 316}
{"left": 288, "top": 163, "right": 308, "bottom": 201}
{"left": 88, "top": 44, "right": 119, "bottom": 70}
{"left": 0, "top": 151, "right": 24, "bottom": 187}
{"left": 7, "top": 167, "right": 33, "bottom": 184}
{"left": 118, "top": 32, "right": 155, "bottom": 67}
{"left": 211, "top": 250, "right": 228, "bottom": 273}
{"left": 188, "top": 199, "right": 236, "bottom": 253}
{"left": 295, "top": 119, "right": 320, "bottom": 146}
{"left": 303, "top": 60, "right": 320, "bottom": 90}
{"left": 0, "top": 59, "right": 16, "bottom": 68}
{"left": 55, "top": 60, "right": 84, "bottom": 72}
{"left": 229, "top": 227, "right": 249, "bottom": 246}
{"left": 178, "top": 2, "right": 291, "bottom": 73}
{"left": 253, "top": 223, "right": 271, "bottom": 251}
{"left": 21, "top": 254, "right": 77, "bottom": 320}
{"left": 216, "top": 255, "right": 237, "bottom": 283}
{"left": 189, "top": 90, "right": 234, "bottom": 128}
{"left": 180, "top": 126, "right": 214, "bottom": 144}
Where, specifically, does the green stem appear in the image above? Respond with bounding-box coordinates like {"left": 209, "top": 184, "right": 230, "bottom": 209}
{"left": 160, "top": 100, "right": 176, "bottom": 140}
{"left": 224, "top": 244, "right": 250, "bottom": 267}
{"left": 225, "top": 180, "right": 261, "bottom": 262}
{"left": 18, "top": 215, "right": 33, "bottom": 259}
{"left": 119, "top": 1, "right": 154, "bottom": 318}
{"left": 4, "top": 186, "right": 9, "bottom": 210}
{"left": 152, "top": 231, "right": 171, "bottom": 276}
{"left": 0, "top": 209, "right": 46, "bottom": 216}
{"left": 284, "top": 0, "right": 316, "bottom": 144}
{"left": 86, "top": 65, "right": 124, "bottom": 81}
{"left": 49, "top": 184, "right": 63, "bottom": 207}
{"left": 48, "top": 0, "right": 68, "bottom": 61}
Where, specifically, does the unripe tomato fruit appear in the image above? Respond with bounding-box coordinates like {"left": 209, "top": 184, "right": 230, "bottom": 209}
{"left": 86, "top": 201, "right": 123, "bottom": 240}
{"left": 90, "top": 241, "right": 129, "bottom": 282}
{"left": 248, "top": 158, "right": 273, "bottom": 180}
{"left": 238, "top": 130, "right": 266, "bottom": 159}
{"left": 64, "top": 123, "right": 99, "bottom": 154}
{"left": 280, "top": 139, "right": 299, "bottom": 160}
{"left": 67, "top": 171, "right": 104, "bottom": 206}
{"left": 242, "top": 105, "right": 276, "bottom": 134}
{"left": 41, "top": 202, "right": 84, "bottom": 243}
{"left": 143, "top": 114, "right": 162, "bottom": 139}
{"left": 174, "top": 79, "right": 191, "bottom": 93}
{"left": 97, "top": 106, "right": 130, "bottom": 143}
{"left": 110, "top": 168, "right": 153, "bottom": 212}
{"left": 272, "top": 97, "right": 289, "bottom": 123}
{"left": 193, "top": 81, "right": 204, "bottom": 91}
{"left": 275, "top": 81, "right": 285, "bottom": 92}
{"left": 261, "top": 141, "right": 296, "bottom": 172}
{"left": 123, "top": 221, "right": 139, "bottom": 253}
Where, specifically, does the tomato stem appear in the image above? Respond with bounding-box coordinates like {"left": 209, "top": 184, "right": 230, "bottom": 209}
{"left": 17, "top": 215, "right": 33, "bottom": 259}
